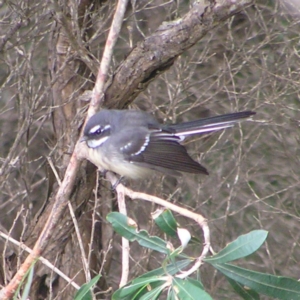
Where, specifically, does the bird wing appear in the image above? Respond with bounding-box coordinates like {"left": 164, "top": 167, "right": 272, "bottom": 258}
{"left": 117, "top": 128, "right": 208, "bottom": 175}
{"left": 169, "top": 111, "right": 255, "bottom": 137}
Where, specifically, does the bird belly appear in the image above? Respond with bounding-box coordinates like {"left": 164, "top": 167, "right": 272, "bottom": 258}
{"left": 87, "top": 147, "right": 151, "bottom": 179}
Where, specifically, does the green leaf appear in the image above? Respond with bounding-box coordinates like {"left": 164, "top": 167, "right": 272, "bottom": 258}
{"left": 14, "top": 261, "right": 37, "bottom": 300}
{"left": 205, "top": 230, "right": 268, "bottom": 264}
{"left": 215, "top": 263, "right": 300, "bottom": 299}
{"left": 113, "top": 259, "right": 193, "bottom": 299}
{"left": 153, "top": 209, "right": 178, "bottom": 237}
{"left": 112, "top": 277, "right": 167, "bottom": 299}
{"left": 171, "top": 278, "right": 212, "bottom": 300}
{"left": 185, "top": 278, "right": 204, "bottom": 290}
{"left": 74, "top": 275, "right": 101, "bottom": 300}
{"left": 107, "top": 212, "right": 169, "bottom": 254}
{"left": 20, "top": 265, "right": 34, "bottom": 300}
{"left": 162, "top": 247, "right": 186, "bottom": 272}
{"left": 139, "top": 259, "right": 192, "bottom": 279}
{"left": 167, "top": 288, "right": 177, "bottom": 300}
{"left": 226, "top": 276, "right": 260, "bottom": 300}
{"left": 139, "top": 284, "right": 166, "bottom": 300}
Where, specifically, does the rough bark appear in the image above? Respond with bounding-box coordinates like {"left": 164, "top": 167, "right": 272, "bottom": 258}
{"left": 104, "top": 0, "right": 254, "bottom": 109}
{"left": 2, "top": 0, "right": 253, "bottom": 298}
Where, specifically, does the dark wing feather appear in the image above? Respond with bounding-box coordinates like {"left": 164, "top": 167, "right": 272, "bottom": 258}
{"left": 169, "top": 111, "right": 255, "bottom": 132}
{"left": 121, "top": 129, "right": 208, "bottom": 175}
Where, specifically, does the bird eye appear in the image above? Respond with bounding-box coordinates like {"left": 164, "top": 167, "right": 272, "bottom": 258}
{"left": 89, "top": 125, "right": 103, "bottom": 136}
{"left": 88, "top": 124, "right": 110, "bottom": 137}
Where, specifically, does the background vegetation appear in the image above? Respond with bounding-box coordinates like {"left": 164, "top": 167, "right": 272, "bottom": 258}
{"left": 0, "top": 0, "right": 299, "bottom": 299}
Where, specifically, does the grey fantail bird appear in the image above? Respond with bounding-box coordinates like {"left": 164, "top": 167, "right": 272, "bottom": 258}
{"left": 81, "top": 109, "right": 255, "bottom": 179}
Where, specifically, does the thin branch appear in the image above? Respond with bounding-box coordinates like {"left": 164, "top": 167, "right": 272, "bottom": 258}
{"left": 48, "top": 149, "right": 90, "bottom": 282}
{"left": 105, "top": 172, "right": 211, "bottom": 280}
{"left": 114, "top": 183, "right": 130, "bottom": 287}
{"left": 0, "top": 0, "right": 129, "bottom": 298}
{"left": 89, "top": 0, "right": 130, "bottom": 117}
{"left": 0, "top": 231, "right": 80, "bottom": 290}
{"left": 106, "top": 172, "right": 207, "bottom": 226}
{"left": 68, "top": 201, "right": 90, "bottom": 282}
{"left": 2, "top": 207, "right": 25, "bottom": 285}
{"left": 104, "top": 0, "right": 254, "bottom": 108}
{"left": 87, "top": 172, "right": 99, "bottom": 269}
{"left": 51, "top": 0, "right": 99, "bottom": 75}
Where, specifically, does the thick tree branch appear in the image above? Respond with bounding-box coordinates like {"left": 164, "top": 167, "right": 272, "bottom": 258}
{"left": 0, "top": 1, "right": 129, "bottom": 298}
{"left": 104, "top": 0, "right": 254, "bottom": 109}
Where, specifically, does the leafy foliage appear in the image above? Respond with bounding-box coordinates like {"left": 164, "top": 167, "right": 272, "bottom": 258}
{"left": 74, "top": 275, "right": 101, "bottom": 300}
{"left": 107, "top": 212, "right": 300, "bottom": 300}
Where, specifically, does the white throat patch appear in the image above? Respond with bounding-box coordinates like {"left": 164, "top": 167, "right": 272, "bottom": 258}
{"left": 87, "top": 136, "right": 109, "bottom": 148}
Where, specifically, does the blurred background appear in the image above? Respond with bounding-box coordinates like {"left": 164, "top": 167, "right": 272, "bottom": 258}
{"left": 0, "top": 0, "right": 299, "bottom": 299}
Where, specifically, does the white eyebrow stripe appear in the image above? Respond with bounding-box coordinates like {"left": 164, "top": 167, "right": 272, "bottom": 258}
{"left": 89, "top": 124, "right": 111, "bottom": 135}
{"left": 89, "top": 125, "right": 101, "bottom": 134}
{"left": 87, "top": 136, "right": 109, "bottom": 148}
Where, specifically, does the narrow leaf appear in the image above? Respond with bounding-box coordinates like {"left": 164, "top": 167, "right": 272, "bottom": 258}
{"left": 139, "top": 284, "right": 165, "bottom": 300}
{"left": 139, "top": 259, "right": 192, "bottom": 278}
{"left": 112, "top": 276, "right": 167, "bottom": 299}
{"left": 226, "top": 276, "right": 260, "bottom": 300}
{"left": 74, "top": 275, "right": 101, "bottom": 300}
{"left": 167, "top": 288, "right": 177, "bottom": 300}
{"left": 185, "top": 278, "right": 204, "bottom": 290}
{"left": 172, "top": 278, "right": 212, "bottom": 300}
{"left": 205, "top": 230, "right": 268, "bottom": 264}
{"left": 215, "top": 263, "right": 300, "bottom": 299}
{"left": 107, "top": 212, "right": 169, "bottom": 254}
{"left": 113, "top": 259, "right": 193, "bottom": 299}
{"left": 153, "top": 209, "right": 178, "bottom": 237}
{"left": 21, "top": 265, "right": 34, "bottom": 300}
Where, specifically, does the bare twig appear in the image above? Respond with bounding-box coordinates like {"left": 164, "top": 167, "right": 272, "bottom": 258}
{"left": 0, "top": 231, "right": 80, "bottom": 290}
{"left": 115, "top": 182, "right": 130, "bottom": 287}
{"left": 87, "top": 172, "right": 99, "bottom": 270}
{"left": 0, "top": 1, "right": 129, "bottom": 298}
{"left": 44, "top": 156, "right": 91, "bottom": 282}
{"left": 2, "top": 207, "right": 25, "bottom": 285}
{"left": 68, "top": 201, "right": 90, "bottom": 282}
{"left": 96, "top": 159, "right": 130, "bottom": 289}
{"left": 89, "top": 0, "right": 130, "bottom": 117}
{"left": 104, "top": 0, "right": 254, "bottom": 108}
{"left": 105, "top": 171, "right": 211, "bottom": 280}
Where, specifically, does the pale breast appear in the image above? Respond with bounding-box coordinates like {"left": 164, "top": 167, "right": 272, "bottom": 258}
{"left": 86, "top": 147, "right": 151, "bottom": 179}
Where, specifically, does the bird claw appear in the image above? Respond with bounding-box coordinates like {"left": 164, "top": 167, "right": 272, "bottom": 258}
{"left": 111, "top": 176, "right": 124, "bottom": 190}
